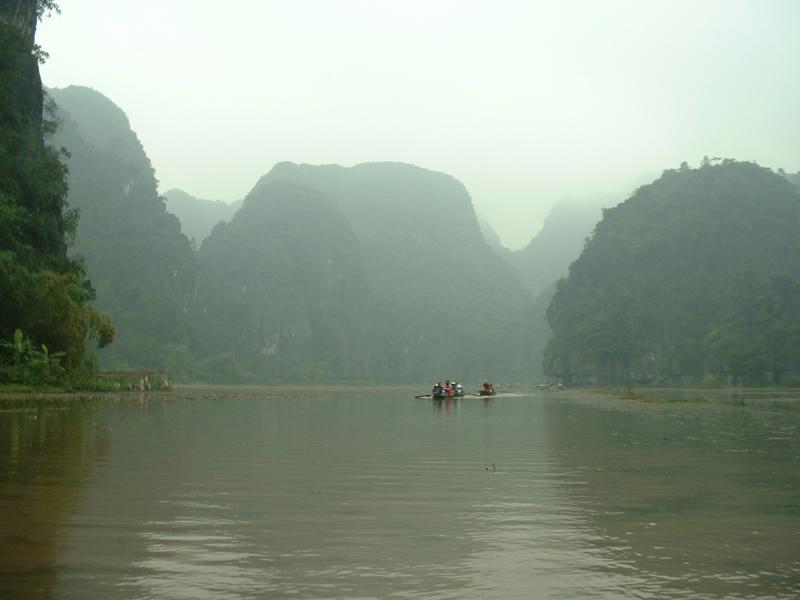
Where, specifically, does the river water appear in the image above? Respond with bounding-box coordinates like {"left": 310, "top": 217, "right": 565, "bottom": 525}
{"left": 0, "top": 386, "right": 798, "bottom": 599}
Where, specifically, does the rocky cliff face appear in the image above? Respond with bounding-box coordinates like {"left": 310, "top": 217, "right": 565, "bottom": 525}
{"left": 0, "top": 0, "right": 43, "bottom": 154}
{"left": 259, "top": 161, "right": 531, "bottom": 381}
{"left": 0, "top": 0, "right": 38, "bottom": 44}
{"left": 192, "top": 180, "right": 374, "bottom": 381}
{"left": 48, "top": 86, "right": 197, "bottom": 369}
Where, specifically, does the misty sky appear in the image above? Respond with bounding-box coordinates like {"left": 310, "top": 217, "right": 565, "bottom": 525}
{"left": 38, "top": 0, "right": 800, "bottom": 249}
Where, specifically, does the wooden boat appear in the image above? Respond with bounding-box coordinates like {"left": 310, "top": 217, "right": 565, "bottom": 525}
{"left": 479, "top": 389, "right": 495, "bottom": 396}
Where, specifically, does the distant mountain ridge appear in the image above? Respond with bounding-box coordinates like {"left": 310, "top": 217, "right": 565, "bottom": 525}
{"left": 55, "top": 87, "right": 800, "bottom": 386}
{"left": 46, "top": 84, "right": 547, "bottom": 382}
{"left": 236, "top": 161, "right": 533, "bottom": 381}
{"left": 163, "top": 188, "right": 241, "bottom": 245}
{"left": 509, "top": 200, "right": 604, "bottom": 297}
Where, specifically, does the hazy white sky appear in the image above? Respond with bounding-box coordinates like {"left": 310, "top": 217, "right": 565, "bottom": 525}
{"left": 38, "top": 0, "right": 800, "bottom": 249}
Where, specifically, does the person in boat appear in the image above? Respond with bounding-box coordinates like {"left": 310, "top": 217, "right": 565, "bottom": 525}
{"left": 452, "top": 381, "right": 464, "bottom": 396}
{"left": 482, "top": 381, "right": 494, "bottom": 394}
{"left": 444, "top": 380, "right": 453, "bottom": 397}
{"left": 432, "top": 381, "right": 445, "bottom": 398}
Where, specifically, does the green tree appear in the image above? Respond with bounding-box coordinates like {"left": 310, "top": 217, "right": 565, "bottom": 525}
{"left": 545, "top": 161, "right": 800, "bottom": 386}
{"left": 0, "top": 3, "right": 114, "bottom": 385}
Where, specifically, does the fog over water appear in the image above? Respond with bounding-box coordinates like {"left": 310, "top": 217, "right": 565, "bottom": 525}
{"left": 38, "top": 0, "right": 800, "bottom": 248}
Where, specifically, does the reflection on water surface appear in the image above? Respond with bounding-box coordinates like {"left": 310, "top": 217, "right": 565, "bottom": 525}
{"left": 0, "top": 387, "right": 798, "bottom": 598}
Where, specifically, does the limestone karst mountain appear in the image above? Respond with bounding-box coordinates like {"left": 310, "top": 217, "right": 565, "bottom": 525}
{"left": 546, "top": 161, "right": 800, "bottom": 385}
{"left": 49, "top": 86, "right": 196, "bottom": 369}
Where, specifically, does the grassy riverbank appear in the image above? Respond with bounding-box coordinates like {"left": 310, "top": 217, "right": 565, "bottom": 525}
{"left": 0, "top": 380, "right": 127, "bottom": 395}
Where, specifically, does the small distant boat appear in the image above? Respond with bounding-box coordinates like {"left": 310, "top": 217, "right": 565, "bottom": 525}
{"left": 422, "top": 384, "right": 466, "bottom": 399}
{"left": 479, "top": 382, "right": 495, "bottom": 396}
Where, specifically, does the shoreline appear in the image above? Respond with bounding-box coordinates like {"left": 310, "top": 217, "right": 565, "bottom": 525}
{"left": 3, "top": 382, "right": 800, "bottom": 402}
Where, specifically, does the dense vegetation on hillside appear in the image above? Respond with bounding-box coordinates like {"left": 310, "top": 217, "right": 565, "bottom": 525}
{"left": 545, "top": 161, "right": 800, "bottom": 386}
{"left": 49, "top": 86, "right": 196, "bottom": 369}
{"left": 260, "top": 162, "right": 532, "bottom": 381}
{"left": 7, "top": 7, "right": 795, "bottom": 387}
{"left": 0, "top": 4, "right": 113, "bottom": 386}
{"left": 45, "top": 84, "right": 540, "bottom": 383}
{"left": 187, "top": 180, "right": 374, "bottom": 382}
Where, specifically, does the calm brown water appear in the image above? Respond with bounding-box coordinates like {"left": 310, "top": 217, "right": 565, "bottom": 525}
{"left": 0, "top": 386, "right": 798, "bottom": 599}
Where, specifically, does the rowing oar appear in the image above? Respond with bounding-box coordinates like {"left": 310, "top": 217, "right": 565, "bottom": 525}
{"left": 414, "top": 394, "right": 432, "bottom": 398}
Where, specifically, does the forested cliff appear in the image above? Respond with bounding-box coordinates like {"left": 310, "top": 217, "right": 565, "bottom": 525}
{"left": 545, "top": 161, "right": 800, "bottom": 386}
{"left": 49, "top": 86, "right": 196, "bottom": 370}
{"left": 190, "top": 180, "right": 374, "bottom": 382}
{"left": 0, "top": 1, "right": 112, "bottom": 385}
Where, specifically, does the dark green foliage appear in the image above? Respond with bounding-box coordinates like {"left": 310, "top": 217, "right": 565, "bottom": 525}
{"left": 0, "top": 2, "right": 54, "bottom": 44}
{"left": 704, "top": 275, "right": 800, "bottom": 385}
{"left": 48, "top": 86, "right": 196, "bottom": 370}
{"left": 0, "top": 252, "right": 114, "bottom": 370}
{"left": 0, "top": 18, "right": 114, "bottom": 384}
{"left": 0, "top": 327, "right": 65, "bottom": 385}
{"left": 545, "top": 161, "right": 800, "bottom": 385}
{"left": 0, "top": 22, "right": 72, "bottom": 272}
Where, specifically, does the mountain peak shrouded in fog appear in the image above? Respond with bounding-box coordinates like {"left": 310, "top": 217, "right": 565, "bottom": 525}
{"left": 35, "top": 1, "right": 800, "bottom": 248}
{"left": 43, "top": 81, "right": 566, "bottom": 381}
{"left": 40, "top": 80, "right": 800, "bottom": 385}
{"left": 510, "top": 199, "right": 605, "bottom": 297}
{"left": 215, "top": 160, "right": 534, "bottom": 381}
{"left": 260, "top": 161, "right": 484, "bottom": 243}
{"left": 163, "top": 188, "right": 241, "bottom": 245}
{"left": 49, "top": 85, "right": 153, "bottom": 176}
